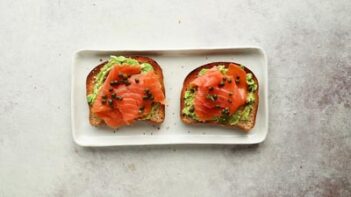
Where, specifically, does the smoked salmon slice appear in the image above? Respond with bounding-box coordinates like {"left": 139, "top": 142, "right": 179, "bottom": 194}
{"left": 91, "top": 63, "right": 165, "bottom": 128}
{"left": 190, "top": 65, "right": 248, "bottom": 121}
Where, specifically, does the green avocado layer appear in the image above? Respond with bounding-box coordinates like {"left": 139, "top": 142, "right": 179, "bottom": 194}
{"left": 141, "top": 103, "right": 161, "bottom": 120}
{"left": 182, "top": 89, "right": 197, "bottom": 119}
{"left": 182, "top": 65, "right": 257, "bottom": 125}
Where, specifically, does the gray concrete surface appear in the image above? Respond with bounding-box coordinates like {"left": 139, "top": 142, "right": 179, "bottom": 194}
{"left": 0, "top": 0, "right": 350, "bottom": 196}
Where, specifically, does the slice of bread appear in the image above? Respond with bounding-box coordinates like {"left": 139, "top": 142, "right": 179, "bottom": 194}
{"left": 180, "top": 62, "right": 259, "bottom": 132}
{"left": 86, "top": 56, "right": 165, "bottom": 127}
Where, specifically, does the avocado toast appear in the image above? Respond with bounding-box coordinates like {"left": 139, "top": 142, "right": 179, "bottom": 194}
{"left": 180, "top": 62, "right": 259, "bottom": 132}
{"left": 86, "top": 56, "right": 165, "bottom": 128}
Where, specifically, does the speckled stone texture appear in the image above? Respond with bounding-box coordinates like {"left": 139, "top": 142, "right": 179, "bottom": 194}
{"left": 0, "top": 0, "right": 350, "bottom": 196}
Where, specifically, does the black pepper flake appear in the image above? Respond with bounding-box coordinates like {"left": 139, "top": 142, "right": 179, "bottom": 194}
{"left": 228, "top": 93, "right": 233, "bottom": 97}
{"left": 218, "top": 81, "right": 225, "bottom": 87}
{"left": 215, "top": 104, "right": 221, "bottom": 109}
{"left": 108, "top": 99, "right": 113, "bottom": 106}
{"left": 189, "top": 106, "right": 195, "bottom": 113}
{"left": 209, "top": 86, "right": 214, "bottom": 91}
{"left": 235, "top": 76, "right": 240, "bottom": 84}
{"left": 111, "top": 93, "right": 116, "bottom": 99}
{"left": 143, "top": 89, "right": 154, "bottom": 100}
{"left": 102, "top": 95, "right": 107, "bottom": 99}
{"left": 222, "top": 108, "right": 230, "bottom": 116}
{"left": 207, "top": 94, "right": 218, "bottom": 101}
{"left": 135, "top": 78, "right": 140, "bottom": 83}
{"left": 228, "top": 78, "right": 232, "bottom": 83}
{"left": 118, "top": 73, "right": 124, "bottom": 79}
{"left": 116, "top": 96, "right": 123, "bottom": 100}
{"left": 124, "top": 80, "right": 131, "bottom": 86}
{"left": 223, "top": 77, "right": 227, "bottom": 82}
{"left": 109, "top": 87, "right": 113, "bottom": 92}
{"left": 139, "top": 106, "right": 145, "bottom": 113}
{"left": 110, "top": 80, "right": 119, "bottom": 86}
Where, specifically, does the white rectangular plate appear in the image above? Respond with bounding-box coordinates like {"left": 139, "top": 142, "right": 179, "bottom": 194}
{"left": 71, "top": 47, "right": 269, "bottom": 146}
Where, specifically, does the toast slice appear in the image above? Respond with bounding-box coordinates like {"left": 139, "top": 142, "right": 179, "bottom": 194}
{"left": 180, "top": 62, "right": 259, "bottom": 132}
{"left": 86, "top": 56, "right": 165, "bottom": 127}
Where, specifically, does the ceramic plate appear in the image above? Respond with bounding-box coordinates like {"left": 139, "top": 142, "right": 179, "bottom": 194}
{"left": 71, "top": 47, "right": 269, "bottom": 146}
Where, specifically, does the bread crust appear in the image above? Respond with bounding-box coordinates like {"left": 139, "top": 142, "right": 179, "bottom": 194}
{"left": 86, "top": 56, "right": 165, "bottom": 127}
{"left": 180, "top": 62, "right": 259, "bottom": 132}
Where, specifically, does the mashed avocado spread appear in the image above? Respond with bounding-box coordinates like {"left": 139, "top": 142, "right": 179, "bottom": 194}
{"left": 182, "top": 65, "right": 257, "bottom": 125}
{"left": 141, "top": 103, "right": 160, "bottom": 120}
{"left": 87, "top": 56, "right": 153, "bottom": 105}
{"left": 182, "top": 89, "right": 197, "bottom": 119}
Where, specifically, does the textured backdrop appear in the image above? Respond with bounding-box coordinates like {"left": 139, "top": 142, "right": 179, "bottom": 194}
{"left": 0, "top": 0, "right": 350, "bottom": 196}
